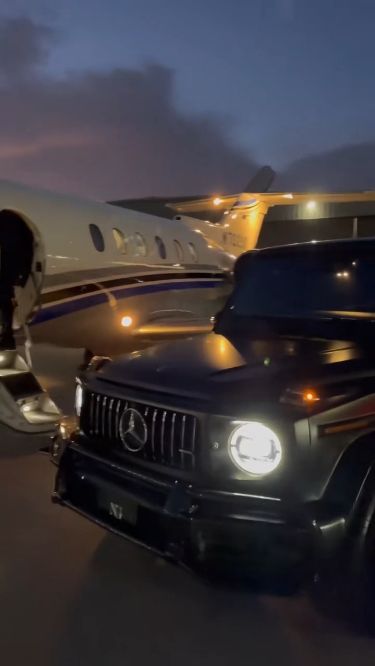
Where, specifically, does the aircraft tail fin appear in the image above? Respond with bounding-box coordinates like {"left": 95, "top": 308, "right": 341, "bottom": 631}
{"left": 167, "top": 166, "right": 276, "bottom": 216}
{"left": 243, "top": 166, "right": 276, "bottom": 194}
{"left": 166, "top": 166, "right": 277, "bottom": 257}
{"left": 213, "top": 166, "right": 275, "bottom": 254}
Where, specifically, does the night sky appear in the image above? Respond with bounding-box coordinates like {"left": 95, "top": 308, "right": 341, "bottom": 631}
{"left": 0, "top": 0, "right": 374, "bottom": 199}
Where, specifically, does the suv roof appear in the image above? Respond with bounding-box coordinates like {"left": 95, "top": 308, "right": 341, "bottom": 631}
{"left": 249, "top": 236, "right": 375, "bottom": 258}
{"left": 235, "top": 237, "right": 375, "bottom": 275}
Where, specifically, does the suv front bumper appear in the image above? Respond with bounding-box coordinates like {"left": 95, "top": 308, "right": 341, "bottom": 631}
{"left": 53, "top": 441, "right": 347, "bottom": 579}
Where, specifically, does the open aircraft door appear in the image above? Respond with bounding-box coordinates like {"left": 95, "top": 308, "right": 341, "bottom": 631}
{"left": 0, "top": 216, "right": 60, "bottom": 442}
{"left": 13, "top": 219, "right": 45, "bottom": 330}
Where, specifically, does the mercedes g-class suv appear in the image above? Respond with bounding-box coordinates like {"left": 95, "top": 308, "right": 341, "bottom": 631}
{"left": 52, "top": 238, "right": 375, "bottom": 603}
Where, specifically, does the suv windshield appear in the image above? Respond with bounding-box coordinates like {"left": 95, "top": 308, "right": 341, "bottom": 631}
{"left": 218, "top": 246, "right": 375, "bottom": 331}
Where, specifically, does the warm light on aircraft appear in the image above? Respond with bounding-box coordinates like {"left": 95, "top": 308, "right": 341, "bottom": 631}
{"left": 121, "top": 315, "right": 133, "bottom": 328}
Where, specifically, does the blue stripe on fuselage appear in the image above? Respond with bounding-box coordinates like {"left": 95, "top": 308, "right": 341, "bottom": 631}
{"left": 33, "top": 279, "right": 225, "bottom": 325}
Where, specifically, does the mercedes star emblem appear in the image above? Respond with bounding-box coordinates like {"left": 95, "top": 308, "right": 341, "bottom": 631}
{"left": 119, "top": 408, "right": 148, "bottom": 452}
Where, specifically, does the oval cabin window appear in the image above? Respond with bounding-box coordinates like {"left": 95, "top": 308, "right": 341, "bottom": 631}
{"left": 89, "top": 224, "right": 105, "bottom": 252}
{"left": 187, "top": 242, "right": 198, "bottom": 263}
{"left": 113, "top": 228, "right": 127, "bottom": 254}
{"left": 155, "top": 236, "right": 167, "bottom": 259}
{"left": 134, "top": 232, "right": 147, "bottom": 257}
{"left": 173, "top": 240, "right": 184, "bottom": 262}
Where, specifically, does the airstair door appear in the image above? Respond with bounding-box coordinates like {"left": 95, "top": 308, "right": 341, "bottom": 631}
{"left": 14, "top": 229, "right": 45, "bottom": 329}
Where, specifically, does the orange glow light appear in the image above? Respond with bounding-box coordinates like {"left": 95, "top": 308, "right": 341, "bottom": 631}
{"left": 213, "top": 197, "right": 223, "bottom": 206}
{"left": 303, "top": 389, "right": 320, "bottom": 403}
{"left": 121, "top": 315, "right": 133, "bottom": 328}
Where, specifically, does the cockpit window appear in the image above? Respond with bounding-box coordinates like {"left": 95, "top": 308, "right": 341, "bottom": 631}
{"left": 113, "top": 228, "right": 127, "bottom": 254}
{"left": 155, "top": 235, "right": 167, "bottom": 259}
{"left": 134, "top": 232, "right": 147, "bottom": 257}
{"left": 187, "top": 242, "right": 198, "bottom": 263}
{"left": 89, "top": 224, "right": 105, "bottom": 252}
{"left": 174, "top": 240, "right": 184, "bottom": 262}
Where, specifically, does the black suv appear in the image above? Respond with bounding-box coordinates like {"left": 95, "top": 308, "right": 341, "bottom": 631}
{"left": 53, "top": 238, "right": 375, "bottom": 600}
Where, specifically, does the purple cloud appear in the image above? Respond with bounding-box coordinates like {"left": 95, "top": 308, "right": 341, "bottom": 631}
{"left": 0, "top": 17, "right": 256, "bottom": 200}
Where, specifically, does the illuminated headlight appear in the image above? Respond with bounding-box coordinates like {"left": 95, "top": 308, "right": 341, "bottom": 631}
{"left": 229, "top": 422, "right": 282, "bottom": 476}
{"left": 75, "top": 383, "right": 83, "bottom": 417}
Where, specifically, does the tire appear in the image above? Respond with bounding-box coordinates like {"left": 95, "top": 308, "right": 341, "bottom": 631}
{"left": 311, "top": 521, "right": 375, "bottom": 635}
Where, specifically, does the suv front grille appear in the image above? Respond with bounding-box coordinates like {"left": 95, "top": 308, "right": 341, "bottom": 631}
{"left": 80, "top": 391, "right": 199, "bottom": 471}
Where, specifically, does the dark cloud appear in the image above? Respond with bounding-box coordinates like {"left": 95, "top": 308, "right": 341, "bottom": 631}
{"left": 0, "top": 17, "right": 56, "bottom": 80}
{"left": 0, "top": 16, "right": 256, "bottom": 199}
{"left": 277, "top": 143, "right": 375, "bottom": 191}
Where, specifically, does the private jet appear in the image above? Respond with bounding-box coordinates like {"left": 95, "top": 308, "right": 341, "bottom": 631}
{"left": 0, "top": 168, "right": 275, "bottom": 358}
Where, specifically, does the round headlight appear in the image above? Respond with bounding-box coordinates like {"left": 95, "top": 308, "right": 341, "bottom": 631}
{"left": 75, "top": 383, "right": 83, "bottom": 417}
{"left": 229, "top": 422, "right": 282, "bottom": 476}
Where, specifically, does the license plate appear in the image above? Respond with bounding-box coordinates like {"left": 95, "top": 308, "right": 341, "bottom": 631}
{"left": 99, "top": 492, "right": 138, "bottom": 526}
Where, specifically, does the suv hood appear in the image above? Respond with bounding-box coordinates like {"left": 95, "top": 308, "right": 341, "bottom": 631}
{"left": 92, "top": 333, "right": 362, "bottom": 409}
